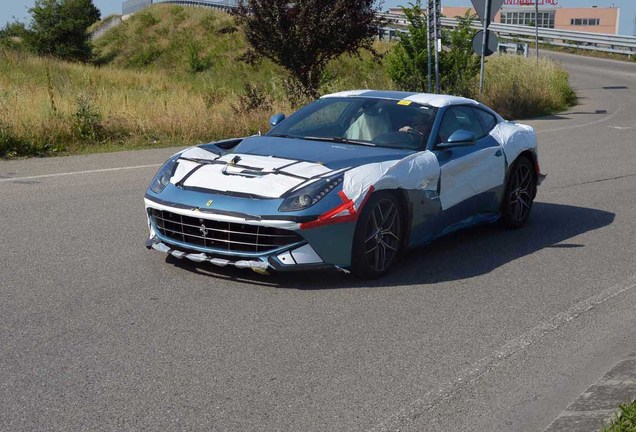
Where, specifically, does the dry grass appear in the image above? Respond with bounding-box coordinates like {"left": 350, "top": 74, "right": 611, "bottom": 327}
{"left": 480, "top": 55, "right": 576, "bottom": 119}
{"left": 0, "top": 48, "right": 293, "bottom": 157}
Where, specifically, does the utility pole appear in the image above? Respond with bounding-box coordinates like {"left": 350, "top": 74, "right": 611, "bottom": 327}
{"left": 433, "top": 0, "right": 440, "bottom": 94}
{"left": 427, "top": 0, "right": 432, "bottom": 93}
{"left": 479, "top": 0, "right": 491, "bottom": 94}
{"left": 535, "top": 0, "right": 540, "bottom": 60}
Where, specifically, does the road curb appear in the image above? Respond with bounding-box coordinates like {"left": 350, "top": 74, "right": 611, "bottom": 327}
{"left": 543, "top": 352, "right": 636, "bottom": 432}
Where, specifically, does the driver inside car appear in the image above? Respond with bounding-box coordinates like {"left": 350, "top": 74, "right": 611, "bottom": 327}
{"left": 399, "top": 109, "right": 433, "bottom": 138}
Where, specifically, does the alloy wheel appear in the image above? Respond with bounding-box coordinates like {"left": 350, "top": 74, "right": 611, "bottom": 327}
{"left": 363, "top": 198, "right": 402, "bottom": 273}
{"left": 508, "top": 163, "right": 534, "bottom": 223}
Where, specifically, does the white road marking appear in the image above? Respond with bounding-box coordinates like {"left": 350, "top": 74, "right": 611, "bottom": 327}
{"left": 369, "top": 273, "right": 636, "bottom": 432}
{"left": 608, "top": 126, "right": 634, "bottom": 130}
{"left": 0, "top": 164, "right": 162, "bottom": 183}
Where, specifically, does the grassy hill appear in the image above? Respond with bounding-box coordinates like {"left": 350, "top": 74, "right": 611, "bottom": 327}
{"left": 0, "top": 5, "right": 392, "bottom": 158}
{"left": 93, "top": 5, "right": 393, "bottom": 97}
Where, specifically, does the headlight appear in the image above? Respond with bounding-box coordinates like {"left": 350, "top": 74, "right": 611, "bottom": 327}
{"left": 279, "top": 174, "right": 344, "bottom": 212}
{"left": 149, "top": 157, "right": 178, "bottom": 194}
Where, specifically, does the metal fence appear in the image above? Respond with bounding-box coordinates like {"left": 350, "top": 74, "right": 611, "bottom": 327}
{"left": 122, "top": 0, "right": 238, "bottom": 15}
{"left": 381, "top": 12, "right": 636, "bottom": 56}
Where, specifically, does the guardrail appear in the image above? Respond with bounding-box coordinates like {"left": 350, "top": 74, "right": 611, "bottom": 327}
{"left": 381, "top": 12, "right": 636, "bottom": 56}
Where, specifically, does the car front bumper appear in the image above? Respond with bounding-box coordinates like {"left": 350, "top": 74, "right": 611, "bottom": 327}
{"left": 144, "top": 197, "right": 356, "bottom": 273}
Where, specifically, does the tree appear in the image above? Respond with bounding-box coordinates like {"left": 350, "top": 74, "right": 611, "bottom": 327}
{"left": 27, "top": 0, "right": 101, "bottom": 62}
{"left": 236, "top": 0, "right": 382, "bottom": 100}
{"left": 385, "top": 2, "right": 481, "bottom": 97}
{"left": 384, "top": 1, "right": 429, "bottom": 92}
{"left": 439, "top": 12, "right": 481, "bottom": 96}
{"left": 0, "top": 21, "right": 31, "bottom": 49}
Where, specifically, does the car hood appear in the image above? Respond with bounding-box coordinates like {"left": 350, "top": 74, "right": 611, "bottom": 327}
{"left": 228, "top": 136, "right": 414, "bottom": 170}
{"left": 168, "top": 136, "right": 414, "bottom": 200}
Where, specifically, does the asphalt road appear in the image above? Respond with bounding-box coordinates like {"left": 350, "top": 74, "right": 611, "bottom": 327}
{"left": 1, "top": 52, "right": 635, "bottom": 432}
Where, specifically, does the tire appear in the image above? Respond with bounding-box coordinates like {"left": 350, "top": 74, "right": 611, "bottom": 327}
{"left": 351, "top": 192, "right": 404, "bottom": 278}
{"left": 501, "top": 156, "right": 536, "bottom": 229}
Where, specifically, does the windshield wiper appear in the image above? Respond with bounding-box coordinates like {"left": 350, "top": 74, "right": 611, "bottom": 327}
{"left": 268, "top": 133, "right": 297, "bottom": 139}
{"left": 302, "top": 136, "right": 376, "bottom": 147}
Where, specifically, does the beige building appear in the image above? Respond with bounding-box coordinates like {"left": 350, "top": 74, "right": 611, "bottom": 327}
{"left": 390, "top": 3, "right": 620, "bottom": 35}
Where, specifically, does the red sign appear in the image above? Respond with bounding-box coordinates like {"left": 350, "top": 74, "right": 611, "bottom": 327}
{"left": 503, "top": 0, "right": 559, "bottom": 5}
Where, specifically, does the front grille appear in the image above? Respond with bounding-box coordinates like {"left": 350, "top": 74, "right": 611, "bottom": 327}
{"left": 149, "top": 208, "right": 303, "bottom": 254}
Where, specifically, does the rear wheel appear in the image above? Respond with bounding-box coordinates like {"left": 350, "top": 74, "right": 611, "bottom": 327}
{"left": 501, "top": 156, "right": 536, "bottom": 228}
{"left": 351, "top": 192, "right": 403, "bottom": 278}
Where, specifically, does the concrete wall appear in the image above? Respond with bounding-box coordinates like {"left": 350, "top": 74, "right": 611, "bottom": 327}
{"left": 555, "top": 8, "right": 619, "bottom": 35}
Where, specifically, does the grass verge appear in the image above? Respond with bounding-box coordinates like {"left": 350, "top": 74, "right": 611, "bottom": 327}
{"left": 480, "top": 55, "right": 577, "bottom": 119}
{"left": 602, "top": 401, "right": 636, "bottom": 432}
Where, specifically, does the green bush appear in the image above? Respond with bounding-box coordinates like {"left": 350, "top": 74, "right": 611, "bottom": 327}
{"left": 73, "top": 95, "right": 102, "bottom": 141}
{"left": 385, "top": 2, "right": 480, "bottom": 96}
{"left": 602, "top": 401, "right": 636, "bottom": 432}
{"left": 0, "top": 122, "right": 55, "bottom": 158}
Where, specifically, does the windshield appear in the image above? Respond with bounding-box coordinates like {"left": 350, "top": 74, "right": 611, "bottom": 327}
{"left": 268, "top": 97, "right": 438, "bottom": 150}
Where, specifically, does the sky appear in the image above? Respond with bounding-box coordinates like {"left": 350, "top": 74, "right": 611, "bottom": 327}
{"left": 0, "top": 0, "right": 634, "bottom": 35}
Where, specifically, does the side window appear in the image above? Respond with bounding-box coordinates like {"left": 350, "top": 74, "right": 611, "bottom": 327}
{"left": 474, "top": 108, "right": 497, "bottom": 134}
{"left": 437, "top": 106, "right": 484, "bottom": 142}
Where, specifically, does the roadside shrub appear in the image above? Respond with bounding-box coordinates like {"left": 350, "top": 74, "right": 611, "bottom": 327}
{"left": 481, "top": 56, "right": 576, "bottom": 119}
{"left": 73, "top": 95, "right": 102, "bottom": 141}
{"left": 602, "top": 401, "right": 636, "bottom": 432}
{"left": 233, "top": 82, "right": 272, "bottom": 114}
{"left": 0, "top": 122, "right": 54, "bottom": 158}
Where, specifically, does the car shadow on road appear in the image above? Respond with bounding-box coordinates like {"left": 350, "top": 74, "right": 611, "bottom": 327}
{"left": 166, "top": 202, "right": 614, "bottom": 290}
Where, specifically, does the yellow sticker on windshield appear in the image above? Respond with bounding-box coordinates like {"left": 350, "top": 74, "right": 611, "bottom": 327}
{"left": 397, "top": 100, "right": 412, "bottom": 106}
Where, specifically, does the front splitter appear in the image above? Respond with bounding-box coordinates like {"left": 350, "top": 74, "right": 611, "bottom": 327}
{"left": 146, "top": 237, "right": 270, "bottom": 273}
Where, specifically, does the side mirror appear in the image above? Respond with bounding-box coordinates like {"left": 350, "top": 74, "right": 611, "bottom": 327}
{"left": 437, "top": 129, "right": 477, "bottom": 149}
{"left": 269, "top": 113, "right": 286, "bottom": 127}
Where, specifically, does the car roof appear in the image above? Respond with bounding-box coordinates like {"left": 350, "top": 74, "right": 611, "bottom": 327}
{"left": 321, "top": 89, "right": 480, "bottom": 109}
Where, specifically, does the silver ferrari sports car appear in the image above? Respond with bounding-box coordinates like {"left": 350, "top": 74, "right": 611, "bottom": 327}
{"left": 145, "top": 90, "right": 542, "bottom": 278}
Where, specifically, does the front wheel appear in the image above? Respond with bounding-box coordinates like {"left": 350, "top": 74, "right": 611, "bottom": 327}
{"left": 351, "top": 192, "right": 403, "bottom": 278}
{"left": 501, "top": 156, "right": 536, "bottom": 229}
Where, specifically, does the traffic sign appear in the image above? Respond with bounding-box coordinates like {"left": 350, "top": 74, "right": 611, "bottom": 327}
{"left": 472, "top": 30, "right": 499, "bottom": 57}
{"left": 471, "top": 0, "right": 505, "bottom": 25}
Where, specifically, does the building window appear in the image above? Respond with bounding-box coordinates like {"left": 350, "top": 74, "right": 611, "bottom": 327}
{"left": 570, "top": 18, "right": 600, "bottom": 26}
{"left": 501, "top": 11, "right": 555, "bottom": 28}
